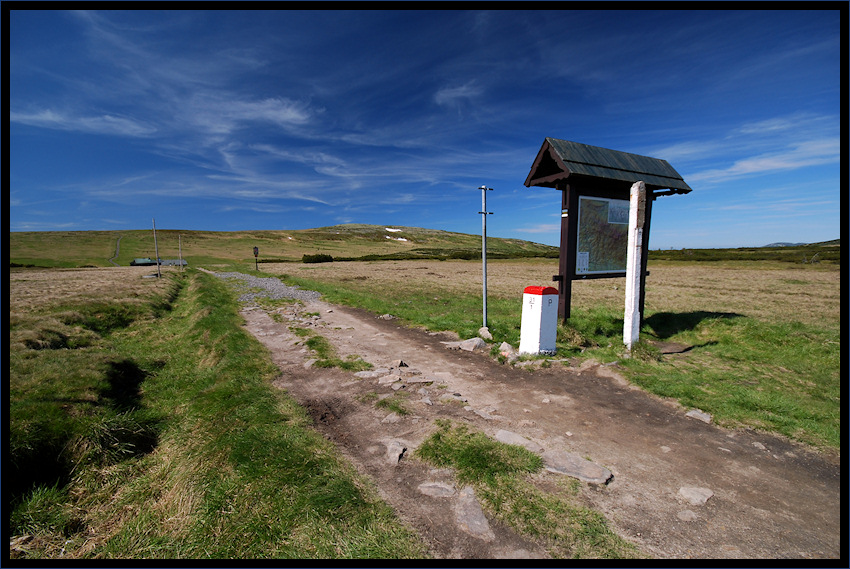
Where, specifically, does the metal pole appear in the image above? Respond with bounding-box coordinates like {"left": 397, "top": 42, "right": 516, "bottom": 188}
{"left": 478, "top": 186, "right": 493, "bottom": 328}
{"left": 152, "top": 218, "right": 161, "bottom": 278}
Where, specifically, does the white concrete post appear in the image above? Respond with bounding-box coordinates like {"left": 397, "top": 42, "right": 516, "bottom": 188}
{"left": 623, "top": 181, "right": 646, "bottom": 351}
{"left": 519, "top": 286, "right": 559, "bottom": 355}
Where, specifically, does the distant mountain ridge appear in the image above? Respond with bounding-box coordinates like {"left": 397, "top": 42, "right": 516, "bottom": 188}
{"left": 763, "top": 239, "right": 839, "bottom": 247}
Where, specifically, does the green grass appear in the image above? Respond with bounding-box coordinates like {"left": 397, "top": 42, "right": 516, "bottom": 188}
{"left": 649, "top": 243, "right": 840, "bottom": 264}
{"left": 9, "top": 270, "right": 427, "bottom": 559}
{"left": 355, "top": 391, "right": 411, "bottom": 417}
{"left": 415, "top": 421, "right": 640, "bottom": 559}
{"left": 621, "top": 315, "right": 841, "bottom": 448}
{"left": 275, "top": 273, "right": 840, "bottom": 451}
{"left": 374, "top": 392, "right": 411, "bottom": 416}
{"left": 215, "top": 273, "right": 374, "bottom": 373}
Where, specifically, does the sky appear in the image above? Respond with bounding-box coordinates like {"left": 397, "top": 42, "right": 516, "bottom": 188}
{"left": 8, "top": 9, "right": 842, "bottom": 249}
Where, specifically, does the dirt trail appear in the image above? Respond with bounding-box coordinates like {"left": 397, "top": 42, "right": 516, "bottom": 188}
{"left": 241, "top": 298, "right": 840, "bottom": 560}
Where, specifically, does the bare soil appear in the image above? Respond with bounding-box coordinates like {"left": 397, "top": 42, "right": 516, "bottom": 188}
{"left": 241, "top": 297, "right": 841, "bottom": 560}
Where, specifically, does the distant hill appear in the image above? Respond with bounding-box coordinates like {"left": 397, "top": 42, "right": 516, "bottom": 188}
{"left": 649, "top": 239, "right": 840, "bottom": 264}
{"left": 764, "top": 239, "right": 839, "bottom": 248}
{"left": 809, "top": 239, "right": 841, "bottom": 247}
{"left": 8, "top": 224, "right": 559, "bottom": 268}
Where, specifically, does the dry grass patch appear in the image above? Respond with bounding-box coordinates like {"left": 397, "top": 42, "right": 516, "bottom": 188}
{"left": 263, "top": 259, "right": 840, "bottom": 328}
{"left": 10, "top": 267, "right": 176, "bottom": 314}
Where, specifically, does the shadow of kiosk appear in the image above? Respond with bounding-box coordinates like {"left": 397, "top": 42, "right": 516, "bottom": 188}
{"left": 524, "top": 138, "right": 692, "bottom": 325}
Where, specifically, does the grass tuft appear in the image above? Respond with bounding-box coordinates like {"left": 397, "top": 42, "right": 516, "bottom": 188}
{"left": 414, "top": 421, "right": 639, "bottom": 558}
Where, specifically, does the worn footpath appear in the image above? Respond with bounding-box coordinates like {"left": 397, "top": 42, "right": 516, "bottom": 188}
{"left": 224, "top": 272, "right": 840, "bottom": 560}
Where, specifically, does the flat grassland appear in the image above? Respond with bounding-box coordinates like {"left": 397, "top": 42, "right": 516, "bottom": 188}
{"left": 9, "top": 267, "right": 428, "bottom": 559}
{"left": 8, "top": 253, "right": 840, "bottom": 558}
{"left": 264, "top": 258, "right": 841, "bottom": 450}
{"left": 268, "top": 258, "right": 840, "bottom": 327}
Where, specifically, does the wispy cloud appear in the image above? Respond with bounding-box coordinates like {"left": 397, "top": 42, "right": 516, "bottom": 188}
{"left": 434, "top": 81, "right": 483, "bottom": 115}
{"left": 10, "top": 109, "right": 156, "bottom": 137}
{"left": 688, "top": 137, "right": 839, "bottom": 184}
{"left": 643, "top": 112, "right": 839, "bottom": 187}
{"left": 184, "top": 96, "right": 314, "bottom": 136}
{"left": 515, "top": 223, "right": 560, "bottom": 234}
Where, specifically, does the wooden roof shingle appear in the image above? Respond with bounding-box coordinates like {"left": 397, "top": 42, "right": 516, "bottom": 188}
{"left": 525, "top": 137, "right": 692, "bottom": 195}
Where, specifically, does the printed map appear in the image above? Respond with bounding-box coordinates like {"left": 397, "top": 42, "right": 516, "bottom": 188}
{"left": 576, "top": 197, "right": 629, "bottom": 274}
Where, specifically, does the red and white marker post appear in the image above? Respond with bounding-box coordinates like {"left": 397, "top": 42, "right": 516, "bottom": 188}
{"left": 519, "top": 285, "right": 559, "bottom": 355}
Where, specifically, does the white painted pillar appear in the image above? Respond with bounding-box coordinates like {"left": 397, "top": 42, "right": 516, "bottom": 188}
{"left": 519, "top": 286, "right": 559, "bottom": 355}
{"left": 623, "top": 181, "right": 646, "bottom": 351}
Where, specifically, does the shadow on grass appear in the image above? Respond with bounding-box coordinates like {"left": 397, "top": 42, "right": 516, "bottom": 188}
{"left": 644, "top": 311, "right": 744, "bottom": 340}
{"left": 9, "top": 358, "right": 162, "bottom": 509}
{"left": 101, "top": 358, "right": 148, "bottom": 412}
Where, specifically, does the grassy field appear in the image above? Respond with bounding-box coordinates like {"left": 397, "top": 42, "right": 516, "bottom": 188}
{"left": 262, "top": 257, "right": 840, "bottom": 450}
{"left": 7, "top": 230, "right": 841, "bottom": 558}
{"left": 9, "top": 268, "right": 428, "bottom": 559}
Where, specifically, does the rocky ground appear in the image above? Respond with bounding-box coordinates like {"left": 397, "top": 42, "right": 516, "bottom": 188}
{"left": 217, "top": 271, "right": 841, "bottom": 560}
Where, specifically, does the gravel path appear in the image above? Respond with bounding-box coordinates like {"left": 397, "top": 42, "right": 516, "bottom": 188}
{"left": 213, "top": 271, "right": 322, "bottom": 303}
{"left": 108, "top": 236, "right": 122, "bottom": 267}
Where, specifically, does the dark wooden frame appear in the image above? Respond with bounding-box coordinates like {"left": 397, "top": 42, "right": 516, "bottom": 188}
{"left": 525, "top": 139, "right": 689, "bottom": 324}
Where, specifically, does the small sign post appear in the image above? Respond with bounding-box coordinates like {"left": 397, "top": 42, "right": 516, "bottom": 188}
{"left": 519, "top": 286, "right": 559, "bottom": 355}
{"left": 253, "top": 246, "right": 259, "bottom": 270}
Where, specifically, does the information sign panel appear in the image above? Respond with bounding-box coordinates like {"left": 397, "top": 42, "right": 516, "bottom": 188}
{"left": 575, "top": 196, "right": 629, "bottom": 275}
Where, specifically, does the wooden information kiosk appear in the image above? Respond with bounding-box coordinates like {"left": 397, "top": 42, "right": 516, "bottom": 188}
{"left": 524, "top": 138, "right": 692, "bottom": 324}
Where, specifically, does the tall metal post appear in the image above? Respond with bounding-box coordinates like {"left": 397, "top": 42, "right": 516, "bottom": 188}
{"left": 478, "top": 186, "right": 493, "bottom": 328}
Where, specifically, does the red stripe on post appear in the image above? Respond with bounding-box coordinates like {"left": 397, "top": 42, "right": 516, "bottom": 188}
{"left": 523, "top": 286, "right": 559, "bottom": 295}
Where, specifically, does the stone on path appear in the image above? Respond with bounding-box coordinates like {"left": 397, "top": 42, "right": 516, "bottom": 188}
{"left": 679, "top": 486, "right": 714, "bottom": 506}
{"left": 418, "top": 481, "right": 456, "bottom": 498}
{"left": 542, "top": 450, "right": 613, "bottom": 484}
{"left": 378, "top": 374, "right": 400, "bottom": 385}
{"left": 454, "top": 486, "right": 495, "bottom": 542}
{"left": 442, "top": 337, "right": 489, "bottom": 352}
{"left": 494, "top": 429, "right": 544, "bottom": 453}
{"left": 499, "top": 342, "right": 518, "bottom": 361}
{"left": 355, "top": 368, "right": 391, "bottom": 379}
{"left": 405, "top": 375, "right": 435, "bottom": 384}
{"left": 384, "top": 440, "right": 407, "bottom": 464}
{"left": 460, "top": 337, "right": 488, "bottom": 352}
{"left": 686, "top": 409, "right": 712, "bottom": 423}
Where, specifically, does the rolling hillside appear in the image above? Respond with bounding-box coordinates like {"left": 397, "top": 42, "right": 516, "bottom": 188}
{"left": 9, "top": 225, "right": 839, "bottom": 269}
{"left": 8, "top": 225, "right": 559, "bottom": 268}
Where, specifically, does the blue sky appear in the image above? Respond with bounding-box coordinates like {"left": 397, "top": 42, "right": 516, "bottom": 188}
{"left": 9, "top": 9, "right": 842, "bottom": 248}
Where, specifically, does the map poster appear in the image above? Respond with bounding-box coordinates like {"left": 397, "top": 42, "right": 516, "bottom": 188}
{"left": 576, "top": 196, "right": 630, "bottom": 275}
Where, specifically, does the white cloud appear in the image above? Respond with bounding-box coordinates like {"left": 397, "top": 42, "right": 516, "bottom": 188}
{"left": 434, "top": 81, "right": 482, "bottom": 107}
{"left": 515, "top": 223, "right": 560, "bottom": 234}
{"left": 688, "top": 137, "right": 839, "bottom": 184}
{"left": 10, "top": 109, "right": 156, "bottom": 137}
{"left": 188, "top": 97, "right": 313, "bottom": 135}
